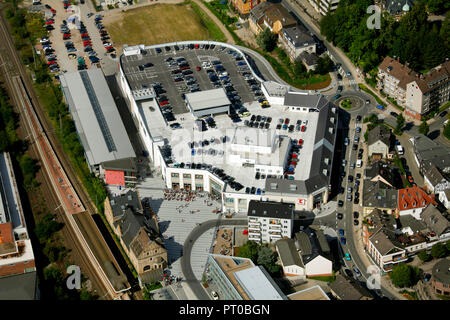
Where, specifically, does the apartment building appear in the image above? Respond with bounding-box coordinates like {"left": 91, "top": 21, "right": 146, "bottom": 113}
{"left": 405, "top": 61, "right": 450, "bottom": 120}
{"left": 377, "top": 56, "right": 417, "bottom": 107}
{"left": 378, "top": 56, "right": 450, "bottom": 120}
{"left": 247, "top": 200, "right": 294, "bottom": 243}
{"left": 231, "top": 0, "right": 266, "bottom": 17}
{"left": 307, "top": 0, "right": 341, "bottom": 16}
{"left": 432, "top": 258, "right": 450, "bottom": 296}
{"left": 279, "top": 25, "right": 316, "bottom": 62}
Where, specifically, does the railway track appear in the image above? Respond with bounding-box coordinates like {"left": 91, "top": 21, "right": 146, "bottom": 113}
{"left": 0, "top": 10, "right": 128, "bottom": 299}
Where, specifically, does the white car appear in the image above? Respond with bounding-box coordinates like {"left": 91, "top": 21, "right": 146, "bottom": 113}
{"left": 40, "top": 38, "right": 49, "bottom": 43}
{"left": 211, "top": 291, "right": 219, "bottom": 300}
{"left": 103, "top": 42, "right": 112, "bottom": 47}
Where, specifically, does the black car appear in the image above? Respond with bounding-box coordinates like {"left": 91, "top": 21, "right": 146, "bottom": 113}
{"left": 165, "top": 46, "right": 171, "bottom": 52}
{"left": 352, "top": 144, "right": 358, "bottom": 151}
{"left": 344, "top": 269, "right": 353, "bottom": 278}
{"left": 337, "top": 212, "right": 343, "bottom": 219}
{"left": 390, "top": 111, "right": 399, "bottom": 118}
{"left": 348, "top": 175, "right": 354, "bottom": 182}
{"left": 354, "top": 219, "right": 359, "bottom": 226}
{"left": 353, "top": 211, "right": 359, "bottom": 219}
{"left": 356, "top": 115, "right": 362, "bottom": 122}
{"left": 155, "top": 48, "right": 162, "bottom": 54}
{"left": 440, "top": 111, "right": 447, "bottom": 117}
{"left": 250, "top": 187, "right": 256, "bottom": 194}
{"left": 338, "top": 200, "right": 344, "bottom": 207}
{"left": 144, "top": 62, "right": 153, "bottom": 68}
{"left": 174, "top": 45, "right": 180, "bottom": 51}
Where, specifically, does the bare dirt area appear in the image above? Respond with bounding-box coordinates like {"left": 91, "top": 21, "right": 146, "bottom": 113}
{"left": 103, "top": 1, "right": 215, "bottom": 53}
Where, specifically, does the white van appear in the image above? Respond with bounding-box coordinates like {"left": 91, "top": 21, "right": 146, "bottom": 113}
{"left": 356, "top": 159, "right": 362, "bottom": 168}
{"left": 396, "top": 145, "right": 404, "bottom": 155}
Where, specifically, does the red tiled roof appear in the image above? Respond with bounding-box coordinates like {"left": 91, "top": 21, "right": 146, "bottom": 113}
{"left": 397, "top": 186, "right": 436, "bottom": 211}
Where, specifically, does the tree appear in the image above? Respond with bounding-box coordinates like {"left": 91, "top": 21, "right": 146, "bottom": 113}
{"left": 418, "top": 119, "right": 429, "bottom": 135}
{"left": 443, "top": 121, "right": 450, "bottom": 140}
{"left": 431, "top": 242, "right": 448, "bottom": 259}
{"left": 257, "top": 245, "right": 281, "bottom": 275}
{"left": 34, "top": 213, "right": 64, "bottom": 242}
{"left": 238, "top": 240, "right": 259, "bottom": 263}
{"left": 315, "top": 56, "right": 334, "bottom": 75}
{"left": 390, "top": 264, "right": 421, "bottom": 288}
{"left": 256, "top": 27, "right": 278, "bottom": 52}
{"left": 417, "top": 250, "right": 432, "bottom": 262}
{"left": 395, "top": 113, "right": 405, "bottom": 134}
{"left": 293, "top": 60, "right": 307, "bottom": 77}
{"left": 446, "top": 240, "right": 450, "bottom": 252}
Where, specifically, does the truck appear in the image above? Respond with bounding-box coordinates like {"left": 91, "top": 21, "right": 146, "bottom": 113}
{"left": 396, "top": 145, "right": 404, "bottom": 155}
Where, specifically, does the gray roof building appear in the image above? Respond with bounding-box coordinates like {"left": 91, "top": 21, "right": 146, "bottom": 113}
{"left": 432, "top": 258, "right": 450, "bottom": 286}
{"left": 363, "top": 180, "right": 398, "bottom": 209}
{"left": 275, "top": 238, "right": 304, "bottom": 268}
{"left": 294, "top": 227, "right": 330, "bottom": 264}
{"left": 247, "top": 200, "right": 293, "bottom": 219}
{"left": 281, "top": 25, "right": 314, "bottom": 48}
{"left": 369, "top": 228, "right": 404, "bottom": 256}
{"left": 299, "top": 51, "right": 319, "bottom": 67}
{"left": 329, "top": 274, "right": 374, "bottom": 300}
{"left": 60, "top": 69, "right": 136, "bottom": 172}
{"left": 109, "top": 190, "right": 143, "bottom": 222}
{"left": 185, "top": 88, "right": 231, "bottom": 118}
{"left": 368, "top": 125, "right": 391, "bottom": 147}
{"left": 411, "top": 135, "right": 450, "bottom": 173}
{"left": 420, "top": 205, "right": 450, "bottom": 237}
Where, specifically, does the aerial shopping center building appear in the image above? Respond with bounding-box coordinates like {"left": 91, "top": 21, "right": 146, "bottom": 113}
{"left": 113, "top": 41, "right": 338, "bottom": 213}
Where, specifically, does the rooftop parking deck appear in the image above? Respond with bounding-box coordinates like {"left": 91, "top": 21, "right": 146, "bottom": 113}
{"left": 120, "top": 44, "right": 258, "bottom": 117}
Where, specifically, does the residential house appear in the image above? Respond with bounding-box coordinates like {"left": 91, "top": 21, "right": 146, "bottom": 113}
{"left": 367, "top": 125, "right": 391, "bottom": 159}
{"left": 247, "top": 200, "right": 294, "bottom": 244}
{"left": 438, "top": 189, "right": 450, "bottom": 210}
{"left": 377, "top": 56, "right": 417, "bottom": 107}
{"left": 249, "top": 2, "right": 296, "bottom": 35}
{"left": 299, "top": 51, "right": 319, "bottom": 71}
{"left": 410, "top": 135, "right": 450, "bottom": 174}
{"left": 279, "top": 25, "right": 316, "bottom": 62}
{"left": 104, "top": 190, "right": 168, "bottom": 285}
{"left": 396, "top": 186, "right": 436, "bottom": 220}
{"left": 405, "top": 61, "right": 450, "bottom": 120}
{"left": 422, "top": 161, "right": 450, "bottom": 194}
{"left": 362, "top": 161, "right": 398, "bottom": 215}
{"left": 384, "top": 0, "right": 413, "bottom": 16}
{"left": 420, "top": 204, "right": 450, "bottom": 246}
{"left": 432, "top": 258, "right": 450, "bottom": 296}
{"left": 294, "top": 228, "right": 333, "bottom": 277}
{"left": 329, "top": 274, "right": 374, "bottom": 300}
{"left": 275, "top": 238, "right": 305, "bottom": 277}
{"left": 307, "top": 0, "right": 341, "bottom": 16}
{"left": 231, "top": 0, "right": 266, "bottom": 17}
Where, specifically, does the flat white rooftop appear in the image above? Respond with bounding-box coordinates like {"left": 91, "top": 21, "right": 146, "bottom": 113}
{"left": 186, "top": 88, "right": 230, "bottom": 111}
{"left": 234, "top": 266, "right": 286, "bottom": 300}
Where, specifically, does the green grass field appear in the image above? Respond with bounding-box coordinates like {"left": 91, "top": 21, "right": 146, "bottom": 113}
{"left": 105, "top": 3, "right": 225, "bottom": 49}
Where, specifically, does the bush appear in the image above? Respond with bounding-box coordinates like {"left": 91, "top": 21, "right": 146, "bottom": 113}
{"left": 256, "top": 27, "right": 278, "bottom": 52}
{"left": 34, "top": 213, "right": 64, "bottom": 242}
{"left": 417, "top": 250, "right": 432, "bottom": 262}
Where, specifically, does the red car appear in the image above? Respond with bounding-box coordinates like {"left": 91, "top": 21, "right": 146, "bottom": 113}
{"left": 289, "top": 161, "right": 297, "bottom": 166}
{"left": 63, "top": 2, "right": 71, "bottom": 7}
{"left": 51, "top": 9, "right": 56, "bottom": 13}
{"left": 47, "top": 61, "right": 56, "bottom": 65}
{"left": 194, "top": 44, "right": 199, "bottom": 49}
{"left": 63, "top": 36, "right": 71, "bottom": 40}
{"left": 83, "top": 40, "right": 92, "bottom": 45}
{"left": 45, "top": 20, "right": 54, "bottom": 25}
{"left": 81, "top": 33, "right": 89, "bottom": 37}
{"left": 63, "top": 33, "right": 71, "bottom": 37}
{"left": 284, "top": 118, "right": 290, "bottom": 124}
{"left": 301, "top": 126, "right": 306, "bottom": 132}
{"left": 196, "top": 66, "right": 201, "bottom": 71}
{"left": 298, "top": 139, "right": 304, "bottom": 145}
{"left": 159, "top": 101, "right": 169, "bottom": 106}
{"left": 291, "top": 154, "right": 298, "bottom": 159}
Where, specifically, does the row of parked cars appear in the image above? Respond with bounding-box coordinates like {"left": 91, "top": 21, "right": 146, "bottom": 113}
{"left": 155, "top": 43, "right": 218, "bottom": 54}
{"left": 244, "top": 114, "right": 272, "bottom": 130}
{"left": 91, "top": 14, "right": 115, "bottom": 55}
{"left": 152, "top": 82, "right": 176, "bottom": 124}
{"left": 40, "top": 5, "right": 59, "bottom": 72}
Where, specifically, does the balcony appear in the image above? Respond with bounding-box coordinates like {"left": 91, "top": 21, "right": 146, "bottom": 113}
{"left": 248, "top": 218, "right": 259, "bottom": 223}
{"left": 268, "top": 224, "right": 282, "bottom": 230}
{"left": 268, "top": 230, "right": 282, "bottom": 235}
{"left": 248, "top": 225, "right": 260, "bottom": 232}
{"left": 269, "top": 234, "right": 282, "bottom": 239}
{"left": 248, "top": 230, "right": 261, "bottom": 236}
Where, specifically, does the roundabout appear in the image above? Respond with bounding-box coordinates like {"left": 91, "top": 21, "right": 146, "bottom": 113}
{"left": 336, "top": 94, "right": 365, "bottom": 112}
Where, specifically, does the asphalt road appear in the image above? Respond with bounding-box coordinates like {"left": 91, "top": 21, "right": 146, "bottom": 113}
{"left": 180, "top": 218, "right": 247, "bottom": 300}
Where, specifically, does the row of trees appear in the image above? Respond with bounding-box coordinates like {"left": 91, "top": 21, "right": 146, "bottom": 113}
{"left": 418, "top": 241, "right": 450, "bottom": 262}
{"left": 320, "top": 0, "right": 450, "bottom": 74}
